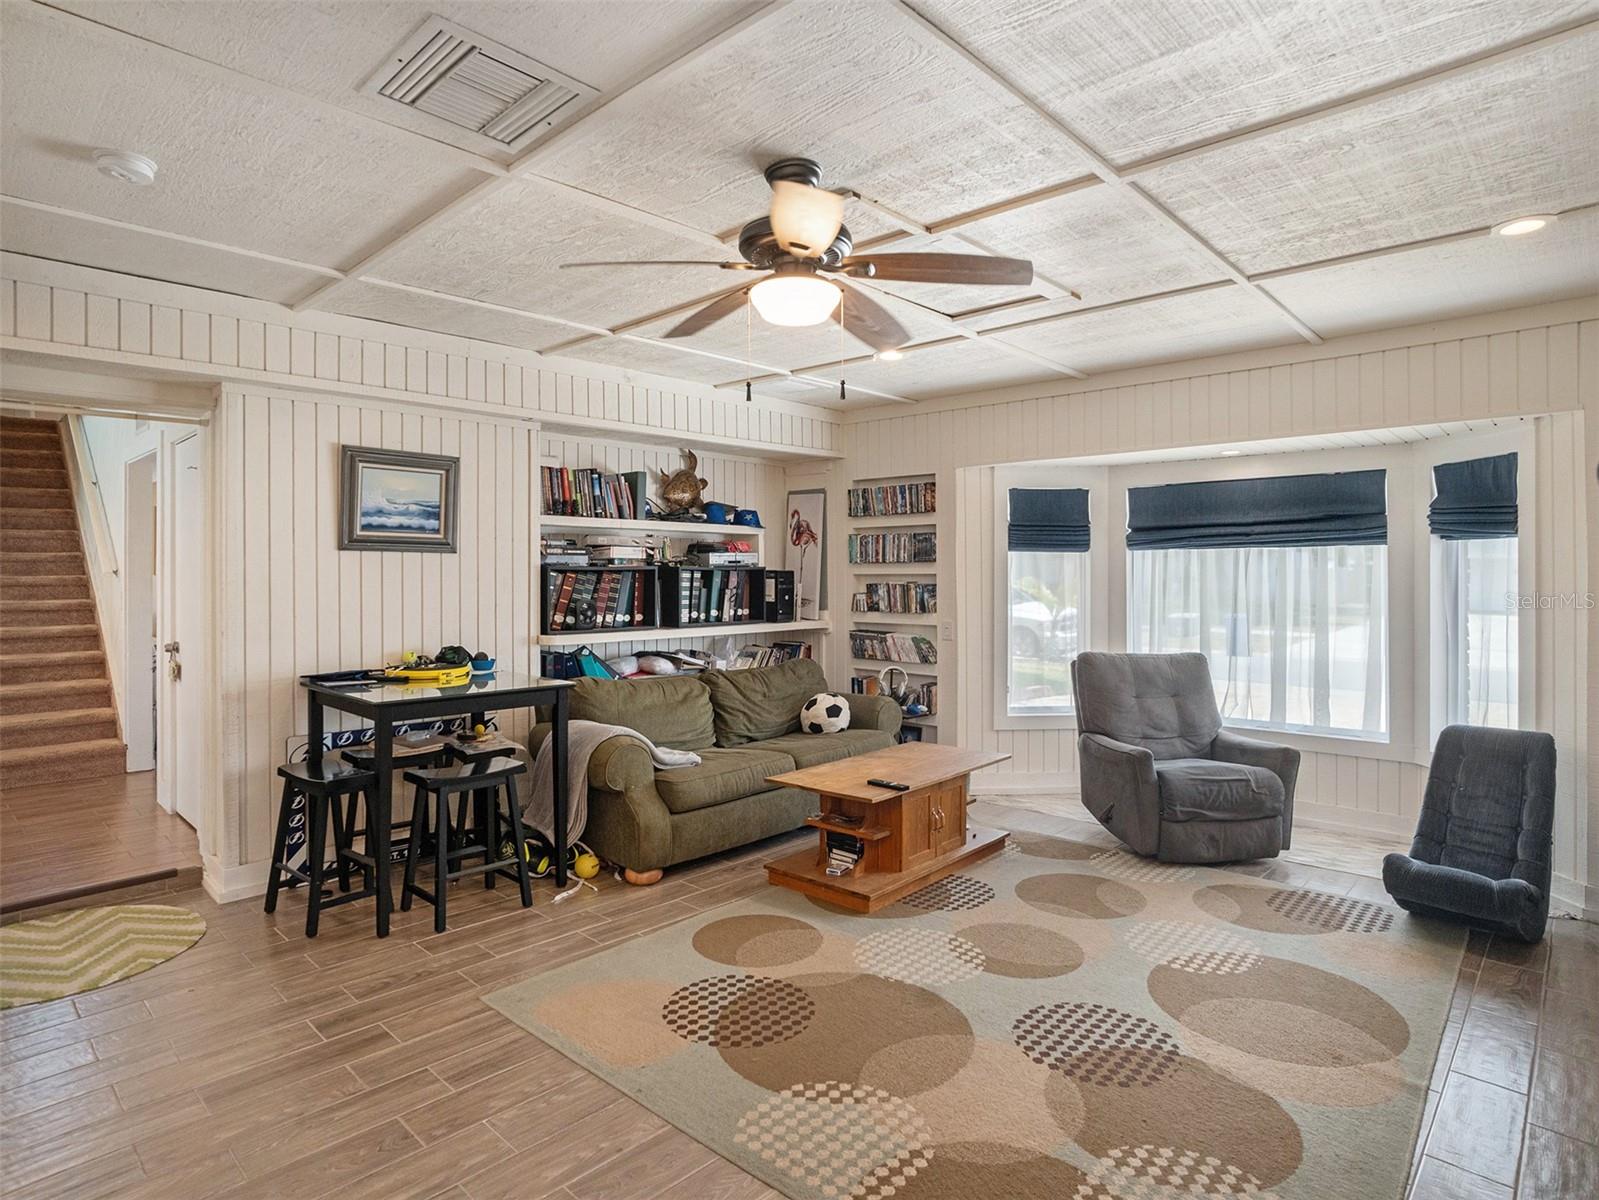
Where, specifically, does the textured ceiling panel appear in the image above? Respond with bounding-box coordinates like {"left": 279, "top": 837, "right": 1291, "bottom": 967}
{"left": 370, "top": 177, "right": 734, "bottom": 327}
{"left": 1140, "top": 34, "right": 1599, "bottom": 274}
{"left": 325, "top": 281, "right": 578, "bottom": 352}
{"left": 0, "top": 5, "right": 481, "bottom": 272}
{"left": 910, "top": 0, "right": 1599, "bottom": 164}
{"left": 1262, "top": 209, "right": 1599, "bottom": 337}
{"left": 803, "top": 337, "right": 1062, "bottom": 400}
{"left": 996, "top": 286, "right": 1297, "bottom": 374}
{"left": 51, "top": 0, "right": 752, "bottom": 162}
{"left": 551, "top": 335, "right": 751, "bottom": 387}
{"left": 949, "top": 185, "right": 1227, "bottom": 310}
{"left": 0, "top": 202, "right": 329, "bottom": 306}
{"left": 532, "top": 1, "right": 1093, "bottom": 234}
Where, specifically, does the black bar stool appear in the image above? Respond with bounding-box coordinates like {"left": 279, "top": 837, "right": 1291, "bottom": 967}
{"left": 342, "top": 736, "right": 455, "bottom": 849}
{"left": 265, "top": 761, "right": 379, "bottom": 937}
{"left": 448, "top": 736, "right": 525, "bottom": 887}
{"left": 401, "top": 758, "right": 533, "bottom": 933}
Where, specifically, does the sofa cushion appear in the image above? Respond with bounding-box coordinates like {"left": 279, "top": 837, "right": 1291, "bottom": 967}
{"left": 1154, "top": 758, "right": 1284, "bottom": 822}
{"left": 700, "top": 658, "right": 829, "bottom": 746}
{"left": 757, "top": 729, "right": 896, "bottom": 770}
{"left": 654, "top": 746, "right": 798, "bottom": 815}
{"left": 569, "top": 675, "right": 715, "bottom": 751}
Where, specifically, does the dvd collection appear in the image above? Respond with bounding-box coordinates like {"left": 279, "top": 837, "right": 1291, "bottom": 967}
{"left": 848, "top": 531, "right": 936, "bottom": 564}
{"left": 851, "top": 580, "right": 936, "bottom": 614}
{"left": 848, "top": 480, "right": 935, "bottom": 517}
{"left": 849, "top": 630, "right": 937, "bottom": 664}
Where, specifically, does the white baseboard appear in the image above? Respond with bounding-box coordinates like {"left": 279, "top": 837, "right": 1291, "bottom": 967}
{"left": 1550, "top": 872, "right": 1599, "bottom": 922}
{"left": 971, "top": 773, "right": 1078, "bottom": 797}
{"left": 1289, "top": 802, "right": 1416, "bottom": 839}
{"left": 202, "top": 855, "right": 270, "bottom": 905}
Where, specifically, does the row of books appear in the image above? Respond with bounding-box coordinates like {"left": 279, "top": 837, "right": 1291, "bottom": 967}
{"left": 541, "top": 467, "right": 646, "bottom": 519}
{"left": 849, "top": 631, "right": 938, "bottom": 664}
{"left": 848, "top": 675, "right": 936, "bottom": 715}
{"left": 730, "top": 641, "right": 812, "bottom": 669}
{"left": 849, "top": 481, "right": 935, "bottom": 517}
{"left": 545, "top": 570, "right": 650, "bottom": 631}
{"left": 848, "top": 532, "right": 937, "bottom": 564}
{"left": 665, "top": 567, "right": 760, "bottom": 626}
{"left": 850, "top": 581, "right": 936, "bottom": 614}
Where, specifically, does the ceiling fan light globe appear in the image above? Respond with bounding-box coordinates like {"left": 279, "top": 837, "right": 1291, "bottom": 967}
{"left": 750, "top": 275, "right": 841, "bottom": 327}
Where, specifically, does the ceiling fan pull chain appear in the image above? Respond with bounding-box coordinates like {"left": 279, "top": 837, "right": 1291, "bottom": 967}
{"left": 745, "top": 296, "right": 753, "bottom": 402}
{"left": 838, "top": 289, "right": 847, "bottom": 402}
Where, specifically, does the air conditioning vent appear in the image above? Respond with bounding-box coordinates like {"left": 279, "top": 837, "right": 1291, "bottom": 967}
{"left": 365, "top": 17, "right": 596, "bottom": 153}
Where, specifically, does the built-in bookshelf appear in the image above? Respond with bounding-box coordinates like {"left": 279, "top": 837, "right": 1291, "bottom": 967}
{"left": 846, "top": 472, "right": 941, "bottom": 742}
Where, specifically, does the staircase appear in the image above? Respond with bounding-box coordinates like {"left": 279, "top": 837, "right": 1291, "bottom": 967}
{"left": 0, "top": 416, "right": 126, "bottom": 788}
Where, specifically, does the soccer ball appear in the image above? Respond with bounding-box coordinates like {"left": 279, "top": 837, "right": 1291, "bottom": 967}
{"left": 800, "top": 692, "right": 851, "bottom": 734}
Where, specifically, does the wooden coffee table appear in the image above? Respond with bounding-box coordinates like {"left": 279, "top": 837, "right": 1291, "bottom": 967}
{"left": 763, "top": 742, "right": 1011, "bottom": 912}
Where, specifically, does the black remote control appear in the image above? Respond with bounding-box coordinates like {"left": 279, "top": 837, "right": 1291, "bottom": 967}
{"left": 867, "top": 778, "right": 910, "bottom": 791}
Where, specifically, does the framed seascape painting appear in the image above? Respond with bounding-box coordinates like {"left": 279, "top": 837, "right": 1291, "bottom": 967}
{"left": 785, "top": 488, "right": 826, "bottom": 620}
{"left": 339, "top": 445, "right": 459, "bottom": 552}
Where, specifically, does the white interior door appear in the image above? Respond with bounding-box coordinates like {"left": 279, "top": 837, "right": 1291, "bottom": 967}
{"left": 123, "top": 452, "right": 157, "bottom": 773}
{"left": 166, "top": 433, "right": 207, "bottom": 829}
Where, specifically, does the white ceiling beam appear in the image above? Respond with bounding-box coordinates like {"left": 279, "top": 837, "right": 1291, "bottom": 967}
{"left": 887, "top": 0, "right": 1322, "bottom": 346}
{"left": 0, "top": 195, "right": 344, "bottom": 280}
{"left": 293, "top": 1, "right": 793, "bottom": 314}
{"left": 1120, "top": 16, "right": 1599, "bottom": 179}
{"left": 357, "top": 275, "right": 911, "bottom": 406}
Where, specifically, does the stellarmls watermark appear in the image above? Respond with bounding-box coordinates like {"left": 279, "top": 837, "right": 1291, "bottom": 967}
{"left": 1506, "top": 592, "right": 1596, "bottom": 610}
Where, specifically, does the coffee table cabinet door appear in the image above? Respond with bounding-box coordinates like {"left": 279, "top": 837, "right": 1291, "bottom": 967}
{"left": 930, "top": 780, "right": 966, "bottom": 856}
{"left": 900, "top": 792, "right": 936, "bottom": 871}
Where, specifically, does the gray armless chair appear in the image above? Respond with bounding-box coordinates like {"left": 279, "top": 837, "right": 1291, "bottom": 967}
{"left": 1071, "top": 651, "right": 1299, "bottom": 863}
{"left": 1383, "top": 725, "right": 1555, "bottom": 943}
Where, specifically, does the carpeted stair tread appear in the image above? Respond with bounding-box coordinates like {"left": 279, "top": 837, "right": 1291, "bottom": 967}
{"left": 0, "top": 553, "right": 82, "bottom": 572}
{"left": 0, "top": 600, "right": 96, "bottom": 628}
{"left": 0, "top": 678, "right": 111, "bottom": 716}
{"left": 0, "top": 468, "right": 69, "bottom": 489}
{"left": 0, "top": 649, "right": 106, "bottom": 681}
{"left": 0, "top": 738, "right": 126, "bottom": 787}
{"left": 0, "top": 623, "right": 101, "bottom": 650}
{"left": 0, "top": 575, "right": 91, "bottom": 600}
{"left": 0, "top": 706, "right": 119, "bottom": 748}
{"left": 0, "top": 487, "right": 73, "bottom": 511}
{"left": 0, "top": 513, "right": 78, "bottom": 535}
{"left": 0, "top": 449, "right": 66, "bottom": 470}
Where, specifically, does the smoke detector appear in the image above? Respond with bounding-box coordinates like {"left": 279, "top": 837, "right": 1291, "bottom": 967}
{"left": 93, "top": 150, "right": 158, "bottom": 186}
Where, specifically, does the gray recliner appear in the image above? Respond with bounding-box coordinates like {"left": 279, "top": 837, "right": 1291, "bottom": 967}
{"left": 1383, "top": 725, "right": 1555, "bottom": 943}
{"left": 1071, "top": 651, "right": 1299, "bottom": 863}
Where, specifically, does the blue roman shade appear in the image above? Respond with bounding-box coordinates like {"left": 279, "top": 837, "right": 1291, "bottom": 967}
{"left": 1127, "top": 469, "right": 1387, "bottom": 550}
{"left": 1008, "top": 487, "right": 1089, "bottom": 552}
{"left": 1430, "top": 452, "right": 1517, "bottom": 540}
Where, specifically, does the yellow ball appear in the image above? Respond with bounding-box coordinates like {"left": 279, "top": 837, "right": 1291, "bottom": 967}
{"left": 573, "top": 852, "right": 601, "bottom": 879}
{"left": 474, "top": 723, "right": 487, "bottom": 737}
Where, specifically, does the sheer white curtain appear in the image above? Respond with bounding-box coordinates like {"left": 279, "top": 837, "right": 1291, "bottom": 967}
{"left": 1128, "top": 545, "right": 1388, "bottom": 737}
{"left": 1007, "top": 550, "right": 1087, "bottom": 715}
{"left": 1436, "top": 537, "right": 1518, "bottom": 727}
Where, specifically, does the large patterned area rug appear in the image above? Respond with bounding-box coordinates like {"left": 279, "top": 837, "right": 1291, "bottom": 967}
{"left": 485, "top": 832, "right": 1464, "bottom": 1200}
{"left": 0, "top": 904, "right": 207, "bottom": 1009}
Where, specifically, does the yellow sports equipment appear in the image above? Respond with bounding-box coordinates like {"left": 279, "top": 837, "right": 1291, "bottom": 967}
{"left": 384, "top": 664, "right": 471, "bottom": 687}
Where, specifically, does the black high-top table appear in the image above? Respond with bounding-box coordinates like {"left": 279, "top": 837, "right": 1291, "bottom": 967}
{"left": 299, "top": 671, "right": 572, "bottom": 937}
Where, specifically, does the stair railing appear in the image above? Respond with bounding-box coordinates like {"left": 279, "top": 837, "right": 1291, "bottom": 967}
{"left": 60, "top": 414, "right": 126, "bottom": 714}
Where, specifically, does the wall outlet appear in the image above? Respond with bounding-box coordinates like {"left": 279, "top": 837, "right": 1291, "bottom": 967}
{"left": 940, "top": 622, "right": 954, "bottom": 641}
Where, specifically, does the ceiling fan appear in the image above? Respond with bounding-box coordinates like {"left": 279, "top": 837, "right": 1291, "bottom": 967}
{"left": 560, "top": 158, "right": 1033, "bottom": 353}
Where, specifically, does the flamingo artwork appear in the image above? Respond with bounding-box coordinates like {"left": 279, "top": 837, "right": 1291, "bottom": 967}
{"left": 789, "top": 506, "right": 820, "bottom": 617}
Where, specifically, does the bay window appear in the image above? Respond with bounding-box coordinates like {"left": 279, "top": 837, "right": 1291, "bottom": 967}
{"left": 1005, "top": 487, "right": 1089, "bottom": 717}
{"left": 1126, "top": 468, "right": 1390, "bottom": 740}
{"left": 1430, "top": 453, "right": 1519, "bottom": 729}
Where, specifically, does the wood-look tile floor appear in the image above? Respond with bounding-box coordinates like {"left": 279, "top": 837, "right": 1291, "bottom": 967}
{"left": 0, "top": 796, "right": 1593, "bottom": 1200}
{"left": 0, "top": 771, "right": 202, "bottom": 918}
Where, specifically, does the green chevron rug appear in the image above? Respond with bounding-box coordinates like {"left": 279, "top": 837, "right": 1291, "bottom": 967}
{"left": 0, "top": 904, "right": 207, "bottom": 1009}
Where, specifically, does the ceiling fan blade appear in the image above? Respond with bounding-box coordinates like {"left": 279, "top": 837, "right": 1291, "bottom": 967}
{"left": 836, "top": 281, "right": 911, "bottom": 353}
{"left": 559, "top": 260, "right": 750, "bottom": 269}
{"left": 769, "top": 180, "right": 844, "bottom": 258}
{"left": 838, "top": 252, "right": 1033, "bottom": 286}
{"left": 663, "top": 286, "right": 753, "bottom": 339}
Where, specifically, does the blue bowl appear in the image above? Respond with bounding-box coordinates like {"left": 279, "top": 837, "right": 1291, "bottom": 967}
{"left": 470, "top": 657, "right": 496, "bottom": 674}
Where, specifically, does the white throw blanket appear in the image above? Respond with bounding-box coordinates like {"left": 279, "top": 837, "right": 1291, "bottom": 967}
{"left": 525, "top": 720, "right": 702, "bottom": 846}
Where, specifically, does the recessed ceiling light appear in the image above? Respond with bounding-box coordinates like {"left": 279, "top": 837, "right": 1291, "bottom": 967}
{"left": 1491, "top": 214, "right": 1556, "bottom": 237}
{"left": 1220, "top": 449, "right": 1243, "bottom": 457}
{"left": 875, "top": 349, "right": 904, "bottom": 362}
{"left": 93, "top": 149, "right": 158, "bottom": 186}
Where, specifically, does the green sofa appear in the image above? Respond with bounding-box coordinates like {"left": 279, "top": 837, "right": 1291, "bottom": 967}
{"left": 528, "top": 658, "right": 901, "bottom": 881}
